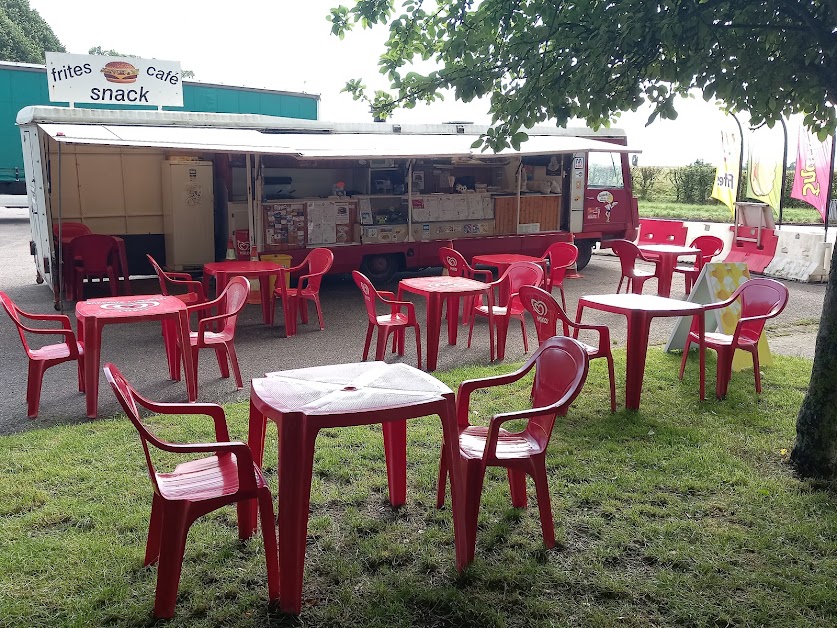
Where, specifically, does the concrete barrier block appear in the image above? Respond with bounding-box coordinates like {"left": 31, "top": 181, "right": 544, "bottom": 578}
{"left": 764, "top": 231, "right": 830, "bottom": 282}
{"left": 683, "top": 221, "right": 735, "bottom": 258}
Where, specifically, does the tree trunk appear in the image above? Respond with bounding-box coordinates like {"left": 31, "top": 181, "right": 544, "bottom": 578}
{"left": 792, "top": 243, "right": 837, "bottom": 478}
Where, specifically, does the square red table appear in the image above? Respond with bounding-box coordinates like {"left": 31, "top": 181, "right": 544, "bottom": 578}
{"left": 471, "top": 253, "right": 547, "bottom": 277}
{"left": 245, "top": 361, "right": 469, "bottom": 614}
{"left": 75, "top": 295, "right": 196, "bottom": 418}
{"left": 202, "top": 261, "right": 285, "bottom": 326}
{"left": 398, "top": 276, "right": 490, "bottom": 371}
{"left": 637, "top": 244, "right": 700, "bottom": 298}
{"left": 576, "top": 293, "right": 705, "bottom": 409}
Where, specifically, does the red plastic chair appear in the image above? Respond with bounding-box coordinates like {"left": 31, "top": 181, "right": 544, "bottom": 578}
{"left": 352, "top": 270, "right": 422, "bottom": 368}
{"left": 103, "top": 363, "right": 278, "bottom": 619}
{"left": 146, "top": 254, "right": 207, "bottom": 307}
{"left": 1, "top": 291, "right": 85, "bottom": 418}
{"left": 608, "top": 239, "right": 659, "bottom": 294}
{"left": 678, "top": 278, "right": 789, "bottom": 399}
{"left": 269, "top": 248, "right": 334, "bottom": 330}
{"left": 52, "top": 221, "right": 92, "bottom": 240}
{"left": 467, "top": 261, "right": 544, "bottom": 361}
{"left": 539, "top": 242, "right": 578, "bottom": 309}
{"left": 174, "top": 276, "right": 250, "bottom": 390}
{"left": 519, "top": 285, "right": 616, "bottom": 412}
{"left": 674, "top": 235, "right": 725, "bottom": 295}
{"left": 67, "top": 233, "right": 121, "bottom": 300}
{"left": 439, "top": 246, "right": 493, "bottom": 325}
{"left": 436, "top": 336, "right": 589, "bottom": 549}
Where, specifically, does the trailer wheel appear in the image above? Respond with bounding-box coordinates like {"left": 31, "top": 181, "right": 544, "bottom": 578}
{"left": 361, "top": 254, "right": 398, "bottom": 284}
{"left": 35, "top": 272, "right": 44, "bottom": 284}
{"left": 575, "top": 240, "right": 594, "bottom": 271}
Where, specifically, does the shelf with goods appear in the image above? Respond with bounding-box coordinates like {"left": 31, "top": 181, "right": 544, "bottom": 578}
{"left": 409, "top": 192, "right": 496, "bottom": 241}
{"left": 262, "top": 198, "right": 359, "bottom": 252}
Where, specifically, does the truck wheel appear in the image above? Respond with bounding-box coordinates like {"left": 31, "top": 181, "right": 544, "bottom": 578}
{"left": 575, "top": 240, "right": 594, "bottom": 271}
{"left": 361, "top": 254, "right": 399, "bottom": 284}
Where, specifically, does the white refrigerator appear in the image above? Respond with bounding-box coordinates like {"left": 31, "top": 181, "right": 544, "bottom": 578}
{"left": 161, "top": 160, "right": 215, "bottom": 270}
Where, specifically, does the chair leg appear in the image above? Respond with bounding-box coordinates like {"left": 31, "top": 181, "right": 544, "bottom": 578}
{"left": 413, "top": 324, "right": 422, "bottom": 370}
{"left": 191, "top": 346, "right": 200, "bottom": 389}
{"left": 362, "top": 324, "right": 374, "bottom": 361}
{"left": 257, "top": 487, "right": 280, "bottom": 603}
{"left": 467, "top": 313, "right": 476, "bottom": 348}
{"left": 530, "top": 460, "right": 555, "bottom": 548}
{"left": 77, "top": 355, "right": 85, "bottom": 392}
{"left": 269, "top": 293, "right": 277, "bottom": 326}
{"left": 26, "top": 360, "right": 46, "bottom": 419}
{"left": 679, "top": 337, "right": 693, "bottom": 380}
{"left": 144, "top": 493, "right": 165, "bottom": 566}
{"left": 375, "top": 327, "right": 390, "bottom": 360}
{"left": 751, "top": 346, "right": 762, "bottom": 394}
{"left": 313, "top": 297, "right": 325, "bottom": 330}
{"left": 715, "top": 347, "right": 734, "bottom": 399}
{"left": 214, "top": 346, "right": 230, "bottom": 379}
{"left": 298, "top": 299, "right": 309, "bottom": 324}
{"left": 153, "top": 503, "right": 191, "bottom": 619}
{"left": 616, "top": 276, "right": 625, "bottom": 294}
{"left": 604, "top": 354, "right": 617, "bottom": 413}
{"left": 520, "top": 317, "right": 529, "bottom": 353}
{"left": 507, "top": 468, "right": 527, "bottom": 508}
{"left": 558, "top": 286, "right": 567, "bottom": 311}
{"left": 436, "top": 448, "right": 448, "bottom": 508}
{"left": 226, "top": 342, "right": 243, "bottom": 389}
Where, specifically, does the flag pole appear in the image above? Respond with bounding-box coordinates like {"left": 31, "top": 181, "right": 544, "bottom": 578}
{"left": 826, "top": 130, "right": 836, "bottom": 243}
{"left": 731, "top": 113, "right": 744, "bottom": 203}
{"left": 779, "top": 118, "right": 788, "bottom": 229}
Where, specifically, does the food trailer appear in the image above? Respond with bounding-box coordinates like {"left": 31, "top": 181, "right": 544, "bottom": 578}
{"left": 17, "top": 106, "right": 641, "bottom": 307}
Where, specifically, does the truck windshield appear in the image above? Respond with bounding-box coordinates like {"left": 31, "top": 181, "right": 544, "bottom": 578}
{"left": 587, "top": 152, "right": 624, "bottom": 189}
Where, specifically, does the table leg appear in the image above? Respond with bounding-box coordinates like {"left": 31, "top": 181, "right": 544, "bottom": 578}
{"left": 656, "top": 255, "right": 674, "bottom": 298}
{"left": 176, "top": 311, "right": 197, "bottom": 402}
{"left": 82, "top": 318, "right": 100, "bottom": 419}
{"left": 202, "top": 270, "right": 212, "bottom": 301}
{"left": 162, "top": 319, "right": 179, "bottom": 380}
{"left": 446, "top": 296, "right": 460, "bottom": 345}
{"left": 277, "top": 417, "right": 317, "bottom": 614}
{"left": 242, "top": 397, "right": 267, "bottom": 538}
{"left": 382, "top": 419, "right": 407, "bottom": 506}
{"left": 624, "top": 311, "right": 653, "bottom": 410}
{"left": 260, "top": 276, "right": 272, "bottom": 325}
{"left": 425, "top": 293, "right": 442, "bottom": 371}
{"left": 438, "top": 395, "right": 471, "bottom": 569}
{"left": 496, "top": 313, "right": 511, "bottom": 361}
{"left": 698, "top": 312, "right": 706, "bottom": 401}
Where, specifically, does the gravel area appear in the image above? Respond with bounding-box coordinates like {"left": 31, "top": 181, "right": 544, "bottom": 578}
{"left": 0, "top": 206, "right": 825, "bottom": 434}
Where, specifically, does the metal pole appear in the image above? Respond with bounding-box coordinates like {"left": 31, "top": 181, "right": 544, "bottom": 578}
{"left": 730, "top": 113, "right": 745, "bottom": 203}
{"left": 57, "top": 140, "right": 63, "bottom": 313}
{"left": 778, "top": 118, "right": 788, "bottom": 229}
{"left": 406, "top": 159, "right": 414, "bottom": 242}
{"left": 826, "top": 130, "right": 836, "bottom": 243}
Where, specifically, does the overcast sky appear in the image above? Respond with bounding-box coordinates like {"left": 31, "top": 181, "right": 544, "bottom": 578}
{"left": 28, "top": 0, "right": 796, "bottom": 167}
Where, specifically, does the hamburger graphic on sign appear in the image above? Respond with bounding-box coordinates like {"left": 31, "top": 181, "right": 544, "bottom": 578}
{"left": 45, "top": 52, "right": 183, "bottom": 107}
{"left": 101, "top": 61, "right": 139, "bottom": 84}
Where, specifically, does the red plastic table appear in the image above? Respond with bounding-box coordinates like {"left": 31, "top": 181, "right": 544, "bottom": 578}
{"left": 75, "top": 295, "right": 196, "bottom": 418}
{"left": 472, "top": 253, "right": 547, "bottom": 277}
{"left": 202, "top": 261, "right": 284, "bottom": 326}
{"left": 637, "top": 244, "right": 700, "bottom": 298}
{"left": 576, "top": 293, "right": 705, "bottom": 410}
{"left": 398, "top": 276, "right": 490, "bottom": 371}
{"left": 245, "top": 361, "right": 469, "bottom": 614}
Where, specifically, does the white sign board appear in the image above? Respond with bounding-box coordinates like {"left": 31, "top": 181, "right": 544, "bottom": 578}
{"left": 45, "top": 52, "right": 183, "bottom": 107}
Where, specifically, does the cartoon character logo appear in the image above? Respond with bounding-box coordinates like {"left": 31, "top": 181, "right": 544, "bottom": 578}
{"left": 596, "top": 190, "right": 618, "bottom": 223}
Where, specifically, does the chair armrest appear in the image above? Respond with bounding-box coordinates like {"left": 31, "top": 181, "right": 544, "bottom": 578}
{"left": 568, "top": 320, "right": 610, "bottom": 347}
{"left": 134, "top": 399, "right": 232, "bottom": 441}
{"left": 16, "top": 309, "right": 73, "bottom": 328}
{"left": 378, "top": 290, "right": 396, "bottom": 300}
{"left": 455, "top": 362, "right": 533, "bottom": 425}
{"left": 482, "top": 396, "right": 574, "bottom": 460}
{"left": 166, "top": 270, "right": 195, "bottom": 281}
{"left": 167, "top": 276, "right": 206, "bottom": 300}
{"left": 16, "top": 323, "right": 79, "bottom": 353}
{"left": 472, "top": 269, "right": 493, "bottom": 282}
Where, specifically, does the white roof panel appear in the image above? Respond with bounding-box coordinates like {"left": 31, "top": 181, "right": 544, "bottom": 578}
{"left": 36, "top": 123, "right": 640, "bottom": 158}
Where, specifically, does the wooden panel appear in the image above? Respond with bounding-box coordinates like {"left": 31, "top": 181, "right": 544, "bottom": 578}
{"left": 122, "top": 153, "right": 164, "bottom": 218}
{"left": 493, "top": 197, "right": 517, "bottom": 234}
{"left": 126, "top": 215, "right": 164, "bottom": 234}
{"left": 49, "top": 153, "right": 82, "bottom": 219}
{"left": 519, "top": 195, "right": 560, "bottom": 231}
{"left": 83, "top": 217, "right": 126, "bottom": 233}
{"left": 76, "top": 153, "right": 126, "bottom": 217}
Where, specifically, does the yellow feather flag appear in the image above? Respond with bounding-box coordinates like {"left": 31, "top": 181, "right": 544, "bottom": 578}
{"left": 711, "top": 130, "right": 740, "bottom": 216}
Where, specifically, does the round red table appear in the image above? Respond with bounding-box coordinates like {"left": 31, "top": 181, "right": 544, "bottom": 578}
{"left": 75, "top": 295, "right": 196, "bottom": 418}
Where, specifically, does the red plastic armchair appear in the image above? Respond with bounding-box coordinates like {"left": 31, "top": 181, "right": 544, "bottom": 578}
{"left": 1, "top": 291, "right": 85, "bottom": 418}
{"left": 103, "top": 363, "right": 278, "bottom": 619}
{"left": 519, "top": 285, "right": 616, "bottom": 412}
{"left": 674, "top": 235, "right": 725, "bottom": 295}
{"left": 608, "top": 239, "right": 659, "bottom": 294}
{"left": 67, "top": 233, "right": 121, "bottom": 300}
{"left": 352, "top": 270, "right": 422, "bottom": 368}
{"left": 175, "top": 276, "right": 250, "bottom": 390}
{"left": 146, "top": 254, "right": 207, "bottom": 307}
{"left": 52, "top": 221, "right": 92, "bottom": 240}
{"left": 439, "top": 246, "right": 493, "bottom": 325}
{"left": 467, "top": 261, "right": 544, "bottom": 362}
{"left": 539, "top": 242, "right": 578, "bottom": 309}
{"left": 270, "top": 247, "right": 334, "bottom": 333}
{"left": 679, "top": 278, "right": 789, "bottom": 399}
{"left": 436, "top": 336, "right": 589, "bottom": 550}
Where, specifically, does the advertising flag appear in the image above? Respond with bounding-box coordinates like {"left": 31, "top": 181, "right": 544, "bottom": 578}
{"left": 791, "top": 128, "right": 833, "bottom": 222}
{"left": 711, "top": 130, "right": 740, "bottom": 215}
{"left": 746, "top": 127, "right": 784, "bottom": 212}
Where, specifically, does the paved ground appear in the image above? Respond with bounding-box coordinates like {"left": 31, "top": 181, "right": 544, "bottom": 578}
{"left": 0, "top": 206, "right": 826, "bottom": 434}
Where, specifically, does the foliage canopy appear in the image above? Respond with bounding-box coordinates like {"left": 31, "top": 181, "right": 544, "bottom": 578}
{"left": 331, "top": 0, "right": 837, "bottom": 151}
{"left": 0, "top": 0, "right": 64, "bottom": 63}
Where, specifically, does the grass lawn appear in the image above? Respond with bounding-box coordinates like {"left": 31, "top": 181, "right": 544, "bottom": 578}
{"left": 1, "top": 349, "right": 835, "bottom": 627}
{"left": 640, "top": 201, "right": 824, "bottom": 225}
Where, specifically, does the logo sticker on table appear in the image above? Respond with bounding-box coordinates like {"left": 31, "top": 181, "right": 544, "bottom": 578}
{"left": 98, "top": 298, "right": 161, "bottom": 311}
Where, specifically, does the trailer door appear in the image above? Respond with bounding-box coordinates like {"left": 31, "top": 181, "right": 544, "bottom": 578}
{"left": 21, "top": 127, "right": 54, "bottom": 289}
{"left": 582, "top": 150, "right": 632, "bottom": 234}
